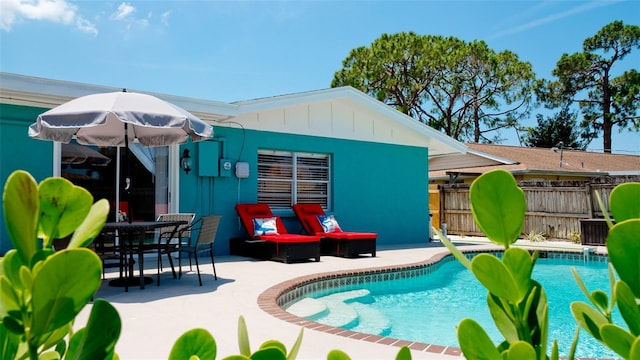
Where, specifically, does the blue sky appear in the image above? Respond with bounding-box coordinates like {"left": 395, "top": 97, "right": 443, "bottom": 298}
{"left": 1, "top": 0, "right": 639, "bottom": 154}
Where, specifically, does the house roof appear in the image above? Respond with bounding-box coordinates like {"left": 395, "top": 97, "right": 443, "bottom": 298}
{"left": 429, "top": 143, "right": 640, "bottom": 181}
{"left": 0, "top": 72, "right": 465, "bottom": 157}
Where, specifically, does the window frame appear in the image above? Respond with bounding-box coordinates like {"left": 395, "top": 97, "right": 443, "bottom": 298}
{"left": 257, "top": 150, "right": 331, "bottom": 210}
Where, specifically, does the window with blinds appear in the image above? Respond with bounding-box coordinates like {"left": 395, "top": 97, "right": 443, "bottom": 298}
{"left": 258, "top": 150, "right": 330, "bottom": 209}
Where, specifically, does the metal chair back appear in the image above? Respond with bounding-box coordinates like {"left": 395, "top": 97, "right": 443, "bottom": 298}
{"left": 195, "top": 215, "right": 221, "bottom": 248}
{"left": 157, "top": 213, "right": 195, "bottom": 242}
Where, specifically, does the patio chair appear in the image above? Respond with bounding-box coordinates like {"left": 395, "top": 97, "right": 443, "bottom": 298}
{"left": 171, "top": 215, "right": 221, "bottom": 286}
{"left": 234, "top": 204, "right": 321, "bottom": 263}
{"left": 292, "top": 203, "right": 377, "bottom": 257}
{"left": 155, "top": 213, "right": 196, "bottom": 284}
{"left": 90, "top": 229, "right": 124, "bottom": 279}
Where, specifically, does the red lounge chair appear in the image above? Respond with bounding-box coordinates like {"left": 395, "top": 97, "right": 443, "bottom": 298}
{"left": 292, "top": 204, "right": 377, "bottom": 257}
{"left": 234, "top": 204, "right": 321, "bottom": 263}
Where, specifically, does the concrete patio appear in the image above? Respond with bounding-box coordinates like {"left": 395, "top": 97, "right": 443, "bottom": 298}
{"left": 76, "top": 237, "right": 594, "bottom": 360}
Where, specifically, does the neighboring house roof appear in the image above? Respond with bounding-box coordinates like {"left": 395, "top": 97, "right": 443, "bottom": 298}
{"left": 430, "top": 143, "right": 640, "bottom": 181}
{"left": 0, "top": 72, "right": 465, "bottom": 157}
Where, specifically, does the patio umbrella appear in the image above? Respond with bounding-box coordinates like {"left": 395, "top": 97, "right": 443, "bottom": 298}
{"left": 29, "top": 90, "right": 214, "bottom": 221}
{"left": 62, "top": 143, "right": 112, "bottom": 167}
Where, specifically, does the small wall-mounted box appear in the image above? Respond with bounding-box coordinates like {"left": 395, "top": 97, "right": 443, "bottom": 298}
{"left": 198, "top": 141, "right": 219, "bottom": 177}
{"left": 235, "top": 162, "right": 249, "bottom": 178}
{"left": 219, "top": 159, "right": 232, "bottom": 177}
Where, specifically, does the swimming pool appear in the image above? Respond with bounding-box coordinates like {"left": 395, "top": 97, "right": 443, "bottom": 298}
{"left": 282, "top": 251, "right": 620, "bottom": 359}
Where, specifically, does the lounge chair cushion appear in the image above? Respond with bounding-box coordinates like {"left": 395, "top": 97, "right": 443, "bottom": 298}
{"left": 292, "top": 203, "right": 378, "bottom": 241}
{"left": 256, "top": 234, "right": 320, "bottom": 243}
{"left": 317, "top": 215, "right": 342, "bottom": 233}
{"left": 235, "top": 204, "right": 321, "bottom": 242}
{"left": 253, "top": 217, "right": 279, "bottom": 236}
{"left": 320, "top": 231, "right": 377, "bottom": 240}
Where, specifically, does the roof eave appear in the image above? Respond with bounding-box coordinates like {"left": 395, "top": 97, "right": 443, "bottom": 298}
{"left": 233, "top": 86, "right": 467, "bottom": 157}
{"left": 0, "top": 72, "right": 238, "bottom": 121}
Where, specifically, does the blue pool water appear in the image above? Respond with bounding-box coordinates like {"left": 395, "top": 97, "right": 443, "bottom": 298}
{"left": 296, "top": 257, "right": 621, "bottom": 359}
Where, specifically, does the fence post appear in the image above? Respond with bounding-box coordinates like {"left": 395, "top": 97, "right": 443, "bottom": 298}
{"left": 585, "top": 182, "right": 594, "bottom": 219}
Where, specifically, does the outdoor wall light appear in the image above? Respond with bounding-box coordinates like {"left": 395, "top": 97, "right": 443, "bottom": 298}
{"left": 181, "top": 149, "right": 192, "bottom": 174}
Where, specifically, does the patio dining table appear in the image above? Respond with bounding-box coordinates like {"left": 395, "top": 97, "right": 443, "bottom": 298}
{"left": 101, "top": 220, "right": 187, "bottom": 291}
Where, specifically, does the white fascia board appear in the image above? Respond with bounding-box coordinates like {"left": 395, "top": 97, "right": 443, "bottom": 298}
{"left": 466, "top": 148, "right": 518, "bottom": 165}
{"left": 234, "top": 86, "right": 467, "bottom": 157}
{"left": 510, "top": 169, "right": 606, "bottom": 177}
{"left": 0, "top": 72, "right": 237, "bottom": 120}
{"left": 607, "top": 170, "right": 640, "bottom": 176}
{"left": 232, "top": 87, "right": 350, "bottom": 112}
{"left": 345, "top": 88, "right": 467, "bottom": 157}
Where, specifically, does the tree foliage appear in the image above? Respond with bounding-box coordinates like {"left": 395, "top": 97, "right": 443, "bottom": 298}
{"left": 331, "top": 32, "right": 536, "bottom": 143}
{"left": 538, "top": 21, "right": 640, "bottom": 153}
{"left": 523, "top": 107, "right": 589, "bottom": 150}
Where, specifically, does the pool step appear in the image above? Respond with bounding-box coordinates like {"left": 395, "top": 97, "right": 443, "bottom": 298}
{"left": 321, "top": 289, "right": 372, "bottom": 303}
{"left": 350, "top": 302, "right": 392, "bottom": 336}
{"left": 286, "top": 297, "right": 327, "bottom": 319}
{"left": 286, "top": 289, "right": 391, "bottom": 336}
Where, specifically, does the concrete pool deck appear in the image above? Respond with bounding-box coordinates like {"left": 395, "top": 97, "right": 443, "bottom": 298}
{"left": 77, "top": 236, "right": 601, "bottom": 359}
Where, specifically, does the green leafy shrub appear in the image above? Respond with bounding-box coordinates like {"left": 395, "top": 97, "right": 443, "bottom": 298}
{"left": 569, "top": 231, "right": 581, "bottom": 244}
{"left": 525, "top": 230, "right": 547, "bottom": 242}
{"left": 0, "top": 170, "right": 410, "bottom": 360}
{"left": 0, "top": 170, "right": 118, "bottom": 359}
{"left": 436, "top": 169, "right": 640, "bottom": 359}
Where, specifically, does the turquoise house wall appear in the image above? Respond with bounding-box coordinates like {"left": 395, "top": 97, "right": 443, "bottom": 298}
{"left": 1, "top": 103, "right": 430, "bottom": 256}
{"left": 0, "top": 104, "right": 54, "bottom": 253}
{"left": 180, "top": 126, "right": 430, "bottom": 255}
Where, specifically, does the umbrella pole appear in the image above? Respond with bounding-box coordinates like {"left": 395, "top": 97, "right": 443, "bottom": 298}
{"left": 123, "top": 123, "right": 133, "bottom": 224}
{"left": 115, "top": 147, "right": 121, "bottom": 221}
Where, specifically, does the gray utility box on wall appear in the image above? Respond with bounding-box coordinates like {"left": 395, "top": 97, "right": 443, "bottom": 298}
{"left": 198, "top": 141, "right": 219, "bottom": 177}
{"left": 235, "top": 162, "right": 249, "bottom": 178}
{"left": 219, "top": 159, "right": 232, "bottom": 177}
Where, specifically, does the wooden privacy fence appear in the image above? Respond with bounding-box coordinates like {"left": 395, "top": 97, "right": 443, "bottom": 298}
{"left": 434, "top": 176, "right": 639, "bottom": 241}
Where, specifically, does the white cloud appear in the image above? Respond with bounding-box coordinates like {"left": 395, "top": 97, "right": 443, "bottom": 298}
{"left": 489, "top": 0, "right": 623, "bottom": 39}
{"left": 110, "top": 2, "right": 135, "bottom": 21}
{"left": 161, "top": 10, "right": 171, "bottom": 26}
{"left": 110, "top": 2, "right": 149, "bottom": 33}
{"left": 0, "top": 0, "right": 97, "bottom": 35}
{"left": 76, "top": 16, "right": 97, "bottom": 36}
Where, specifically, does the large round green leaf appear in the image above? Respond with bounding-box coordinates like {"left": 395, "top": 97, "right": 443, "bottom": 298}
{"left": 630, "top": 337, "right": 640, "bottom": 360}
{"left": 504, "top": 341, "right": 536, "bottom": 360}
{"left": 570, "top": 301, "right": 610, "bottom": 341}
{"left": 38, "top": 177, "right": 93, "bottom": 244}
{"left": 326, "top": 350, "right": 351, "bottom": 360}
{"left": 614, "top": 280, "right": 640, "bottom": 336}
{"left": 600, "top": 324, "right": 635, "bottom": 359}
{"left": 169, "top": 328, "right": 217, "bottom": 360}
{"left": 68, "top": 199, "right": 110, "bottom": 249}
{"left": 502, "top": 248, "right": 533, "bottom": 298}
{"left": 487, "top": 293, "right": 518, "bottom": 342}
{"left": 609, "top": 182, "right": 640, "bottom": 222}
{"left": 457, "top": 318, "right": 502, "bottom": 360}
{"left": 65, "top": 299, "right": 121, "bottom": 360}
{"left": 471, "top": 254, "right": 521, "bottom": 302}
{"left": 3, "top": 171, "right": 39, "bottom": 264}
{"left": 251, "top": 347, "right": 287, "bottom": 360}
{"left": 1, "top": 250, "right": 25, "bottom": 289}
{"left": 259, "top": 340, "right": 286, "bottom": 354}
{"left": 0, "top": 275, "right": 21, "bottom": 318}
{"left": 394, "top": 347, "right": 411, "bottom": 360}
{"left": 607, "top": 219, "right": 640, "bottom": 298}
{"left": 470, "top": 170, "right": 525, "bottom": 247}
{"left": 31, "top": 249, "right": 102, "bottom": 338}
